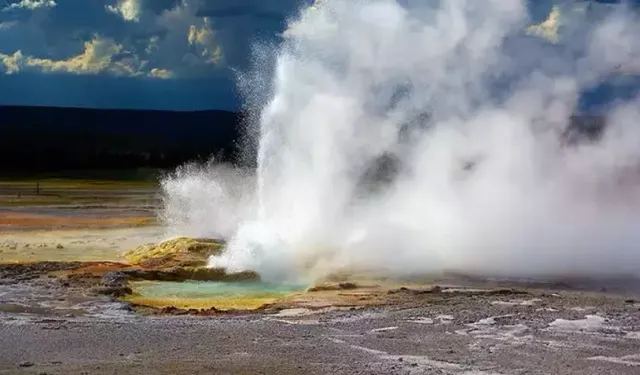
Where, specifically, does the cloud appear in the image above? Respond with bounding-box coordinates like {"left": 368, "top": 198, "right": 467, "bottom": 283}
{"left": 0, "top": 0, "right": 304, "bottom": 80}
{"left": 0, "top": 0, "right": 637, "bottom": 114}
{"left": 190, "top": 0, "right": 302, "bottom": 67}
{"left": 527, "top": 5, "right": 561, "bottom": 42}
{"left": 105, "top": 0, "right": 142, "bottom": 22}
{"left": 105, "top": 0, "right": 181, "bottom": 22}
{"left": 2, "top": 0, "right": 56, "bottom": 12}
{"left": 187, "top": 17, "right": 222, "bottom": 65}
{"left": 149, "top": 1, "right": 226, "bottom": 73}
{"left": 0, "top": 20, "right": 17, "bottom": 29}
{"left": 150, "top": 67, "right": 173, "bottom": 78}
{"left": 103, "top": 1, "right": 228, "bottom": 73}
{"left": 0, "top": 0, "right": 307, "bottom": 109}
{"left": 0, "top": 36, "right": 174, "bottom": 78}
{"left": 0, "top": 1, "right": 228, "bottom": 79}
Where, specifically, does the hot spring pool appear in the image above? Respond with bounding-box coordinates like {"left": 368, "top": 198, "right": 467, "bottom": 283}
{"left": 127, "top": 281, "right": 306, "bottom": 310}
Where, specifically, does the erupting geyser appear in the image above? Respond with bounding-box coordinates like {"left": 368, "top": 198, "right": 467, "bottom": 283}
{"left": 161, "top": 0, "right": 640, "bottom": 283}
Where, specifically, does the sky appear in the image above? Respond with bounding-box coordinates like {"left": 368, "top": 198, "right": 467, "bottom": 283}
{"left": 0, "top": 0, "right": 636, "bottom": 111}
{"left": 0, "top": 0, "right": 307, "bottom": 110}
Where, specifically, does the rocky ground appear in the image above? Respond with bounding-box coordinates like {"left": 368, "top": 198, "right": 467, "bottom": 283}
{"left": 1, "top": 278, "right": 640, "bottom": 374}
{"left": 2, "top": 180, "right": 640, "bottom": 374}
{"left": 1, "top": 255, "right": 640, "bottom": 375}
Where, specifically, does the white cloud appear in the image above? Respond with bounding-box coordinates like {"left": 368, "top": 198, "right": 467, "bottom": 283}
{"left": 0, "top": 21, "right": 18, "bottom": 29}
{"left": 187, "top": 17, "right": 222, "bottom": 65}
{"left": 0, "top": 50, "right": 21, "bottom": 73}
{"left": 0, "top": 36, "right": 173, "bottom": 78}
{"left": 150, "top": 67, "right": 173, "bottom": 78}
{"left": 105, "top": 0, "right": 142, "bottom": 22}
{"left": 0, "top": 0, "right": 300, "bottom": 79}
{"left": 153, "top": 1, "right": 225, "bottom": 72}
{"left": 2, "top": 0, "right": 56, "bottom": 12}
{"left": 527, "top": 5, "right": 561, "bottom": 43}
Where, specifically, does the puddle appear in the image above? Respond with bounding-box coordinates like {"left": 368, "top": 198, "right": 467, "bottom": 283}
{"left": 126, "top": 280, "right": 306, "bottom": 310}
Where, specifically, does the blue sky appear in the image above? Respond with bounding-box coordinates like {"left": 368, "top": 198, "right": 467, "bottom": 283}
{"left": 0, "top": 0, "right": 306, "bottom": 110}
{"left": 0, "top": 0, "right": 635, "bottom": 111}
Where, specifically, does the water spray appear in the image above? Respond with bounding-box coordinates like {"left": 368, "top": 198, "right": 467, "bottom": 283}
{"left": 162, "top": 0, "right": 640, "bottom": 284}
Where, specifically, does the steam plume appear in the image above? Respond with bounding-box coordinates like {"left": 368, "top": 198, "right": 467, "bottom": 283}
{"left": 162, "top": 0, "right": 640, "bottom": 283}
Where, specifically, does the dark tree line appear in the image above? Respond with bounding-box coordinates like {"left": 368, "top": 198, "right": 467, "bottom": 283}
{"left": 0, "top": 105, "right": 245, "bottom": 174}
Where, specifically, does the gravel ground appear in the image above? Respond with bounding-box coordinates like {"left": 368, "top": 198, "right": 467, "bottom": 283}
{"left": 1, "top": 281, "right": 639, "bottom": 375}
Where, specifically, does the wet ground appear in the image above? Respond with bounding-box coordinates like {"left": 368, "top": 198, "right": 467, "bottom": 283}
{"left": 1, "top": 179, "right": 640, "bottom": 374}
{"left": 0, "top": 180, "right": 163, "bottom": 263}
{"left": 0, "top": 180, "right": 157, "bottom": 232}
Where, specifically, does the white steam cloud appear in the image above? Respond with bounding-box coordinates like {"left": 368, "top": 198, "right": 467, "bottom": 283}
{"left": 161, "top": 0, "right": 640, "bottom": 284}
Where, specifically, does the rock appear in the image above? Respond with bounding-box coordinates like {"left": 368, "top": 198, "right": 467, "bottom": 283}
{"left": 155, "top": 305, "right": 225, "bottom": 316}
{"left": 93, "top": 271, "right": 132, "bottom": 297}
{"left": 56, "top": 244, "right": 64, "bottom": 249}
{"left": 118, "top": 303, "right": 134, "bottom": 312}
{"left": 93, "top": 286, "right": 133, "bottom": 297}
{"left": 102, "top": 271, "right": 127, "bottom": 288}
{"left": 485, "top": 289, "right": 528, "bottom": 296}
{"left": 0, "top": 262, "right": 83, "bottom": 280}
{"left": 338, "top": 282, "right": 358, "bottom": 290}
{"left": 123, "top": 237, "right": 224, "bottom": 268}
{"left": 307, "top": 282, "right": 361, "bottom": 292}
{"left": 18, "top": 361, "right": 34, "bottom": 368}
{"left": 223, "top": 270, "right": 261, "bottom": 282}
{"left": 428, "top": 285, "right": 443, "bottom": 293}
{"left": 122, "top": 267, "right": 260, "bottom": 282}
{"left": 388, "top": 285, "right": 441, "bottom": 295}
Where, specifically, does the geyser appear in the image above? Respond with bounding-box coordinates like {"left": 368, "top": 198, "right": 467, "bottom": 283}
{"left": 162, "top": 0, "right": 640, "bottom": 283}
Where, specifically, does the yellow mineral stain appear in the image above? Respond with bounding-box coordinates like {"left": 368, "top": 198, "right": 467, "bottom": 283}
{"left": 123, "top": 237, "right": 223, "bottom": 266}
{"left": 124, "top": 295, "right": 279, "bottom": 311}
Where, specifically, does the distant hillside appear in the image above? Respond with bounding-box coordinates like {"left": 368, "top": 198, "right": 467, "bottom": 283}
{"left": 0, "top": 106, "right": 244, "bottom": 174}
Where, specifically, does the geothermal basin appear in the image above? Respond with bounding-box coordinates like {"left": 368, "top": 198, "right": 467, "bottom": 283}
{"left": 126, "top": 280, "right": 306, "bottom": 310}
{"left": 2, "top": 178, "right": 640, "bottom": 375}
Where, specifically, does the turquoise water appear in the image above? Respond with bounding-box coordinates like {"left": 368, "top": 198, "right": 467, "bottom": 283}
{"left": 132, "top": 281, "right": 306, "bottom": 300}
